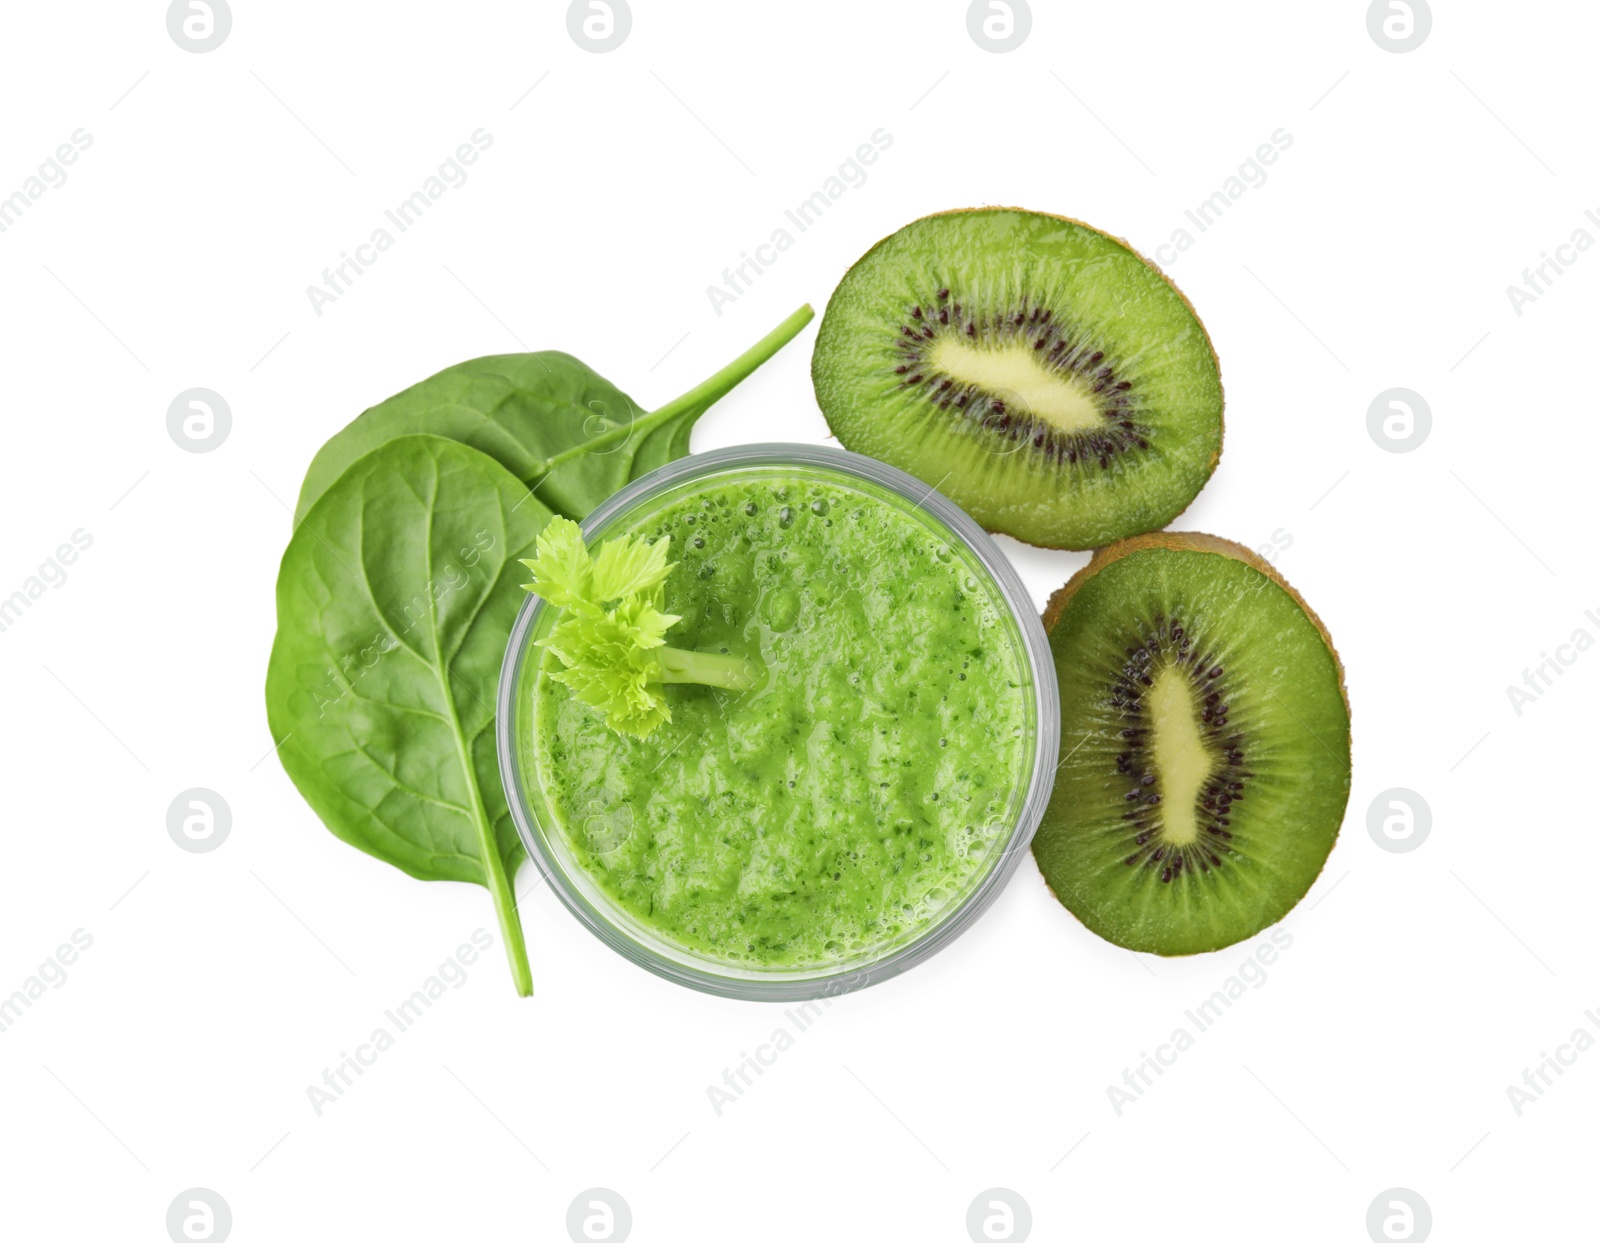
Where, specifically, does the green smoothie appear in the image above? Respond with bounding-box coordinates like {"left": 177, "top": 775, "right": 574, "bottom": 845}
{"left": 531, "top": 468, "right": 1031, "bottom": 969}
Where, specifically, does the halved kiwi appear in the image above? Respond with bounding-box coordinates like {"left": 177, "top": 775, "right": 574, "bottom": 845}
{"left": 1032, "top": 533, "right": 1350, "bottom": 955}
{"left": 812, "top": 209, "right": 1223, "bottom": 549}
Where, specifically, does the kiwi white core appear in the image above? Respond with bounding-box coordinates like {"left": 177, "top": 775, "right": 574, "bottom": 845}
{"left": 927, "top": 337, "right": 1103, "bottom": 434}
{"left": 1147, "top": 665, "right": 1214, "bottom": 847}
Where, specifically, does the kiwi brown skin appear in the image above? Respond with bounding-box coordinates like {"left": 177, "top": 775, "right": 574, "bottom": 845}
{"left": 1035, "top": 530, "right": 1349, "bottom": 955}
{"left": 813, "top": 206, "right": 1226, "bottom": 551}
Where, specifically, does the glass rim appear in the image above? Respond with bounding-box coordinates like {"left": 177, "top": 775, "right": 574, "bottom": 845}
{"left": 496, "top": 443, "right": 1060, "bottom": 1001}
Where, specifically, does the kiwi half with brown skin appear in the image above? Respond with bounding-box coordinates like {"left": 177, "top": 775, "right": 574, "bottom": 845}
{"left": 1032, "top": 533, "right": 1350, "bottom": 955}
{"left": 812, "top": 208, "right": 1224, "bottom": 550}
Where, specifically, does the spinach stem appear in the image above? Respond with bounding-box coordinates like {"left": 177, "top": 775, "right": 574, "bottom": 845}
{"left": 487, "top": 856, "right": 533, "bottom": 997}
{"left": 432, "top": 594, "right": 534, "bottom": 997}
{"left": 657, "top": 647, "right": 762, "bottom": 691}
{"left": 530, "top": 305, "right": 815, "bottom": 479}
{"left": 649, "top": 304, "right": 815, "bottom": 425}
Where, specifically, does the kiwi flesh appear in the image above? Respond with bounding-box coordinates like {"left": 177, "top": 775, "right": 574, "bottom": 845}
{"left": 812, "top": 208, "right": 1223, "bottom": 550}
{"left": 1031, "top": 533, "right": 1350, "bottom": 955}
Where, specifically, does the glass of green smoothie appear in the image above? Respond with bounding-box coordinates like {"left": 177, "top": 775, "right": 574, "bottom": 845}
{"left": 497, "top": 445, "right": 1058, "bottom": 999}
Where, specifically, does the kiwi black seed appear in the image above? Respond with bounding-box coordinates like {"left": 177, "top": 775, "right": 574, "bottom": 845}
{"left": 1031, "top": 533, "right": 1350, "bottom": 955}
{"left": 812, "top": 208, "right": 1224, "bottom": 550}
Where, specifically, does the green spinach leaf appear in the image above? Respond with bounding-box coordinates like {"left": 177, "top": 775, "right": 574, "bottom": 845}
{"left": 266, "top": 434, "right": 553, "bottom": 995}
{"left": 293, "top": 305, "right": 813, "bottom": 526}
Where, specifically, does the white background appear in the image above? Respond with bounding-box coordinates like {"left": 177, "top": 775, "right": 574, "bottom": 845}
{"left": 1, "top": 2, "right": 1594, "bottom": 1239}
